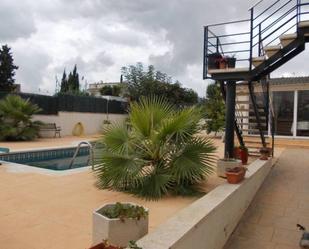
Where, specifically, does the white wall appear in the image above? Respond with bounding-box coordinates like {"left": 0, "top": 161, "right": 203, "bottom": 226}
{"left": 34, "top": 112, "right": 127, "bottom": 136}
{"left": 137, "top": 159, "right": 272, "bottom": 249}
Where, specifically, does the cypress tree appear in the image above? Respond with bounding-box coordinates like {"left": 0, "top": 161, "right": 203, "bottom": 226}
{"left": 0, "top": 45, "right": 18, "bottom": 92}
{"left": 60, "top": 70, "right": 68, "bottom": 93}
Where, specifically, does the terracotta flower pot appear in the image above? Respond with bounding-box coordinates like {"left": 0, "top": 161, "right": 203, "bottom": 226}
{"left": 240, "top": 149, "right": 248, "bottom": 165}
{"left": 219, "top": 60, "right": 227, "bottom": 69}
{"left": 260, "top": 147, "right": 270, "bottom": 160}
{"left": 234, "top": 147, "right": 241, "bottom": 159}
{"left": 89, "top": 243, "right": 122, "bottom": 249}
{"left": 225, "top": 167, "right": 246, "bottom": 184}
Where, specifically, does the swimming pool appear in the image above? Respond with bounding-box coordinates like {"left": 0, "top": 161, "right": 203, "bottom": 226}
{"left": 0, "top": 146, "right": 91, "bottom": 171}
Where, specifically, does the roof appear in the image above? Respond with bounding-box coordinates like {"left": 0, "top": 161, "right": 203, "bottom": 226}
{"left": 238, "top": 76, "right": 309, "bottom": 86}
{"left": 269, "top": 76, "right": 309, "bottom": 85}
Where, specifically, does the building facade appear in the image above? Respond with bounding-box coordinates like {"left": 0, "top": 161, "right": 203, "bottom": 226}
{"left": 236, "top": 77, "right": 309, "bottom": 139}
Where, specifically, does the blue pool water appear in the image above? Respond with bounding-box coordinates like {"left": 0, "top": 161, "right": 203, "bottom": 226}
{"left": 25, "top": 155, "right": 90, "bottom": 170}
{"left": 0, "top": 146, "right": 92, "bottom": 171}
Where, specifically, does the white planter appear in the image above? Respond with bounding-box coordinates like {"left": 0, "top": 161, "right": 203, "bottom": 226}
{"left": 92, "top": 203, "right": 149, "bottom": 247}
{"left": 217, "top": 159, "right": 241, "bottom": 177}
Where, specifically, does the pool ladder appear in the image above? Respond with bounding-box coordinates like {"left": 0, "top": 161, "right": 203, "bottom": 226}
{"left": 69, "top": 141, "right": 94, "bottom": 169}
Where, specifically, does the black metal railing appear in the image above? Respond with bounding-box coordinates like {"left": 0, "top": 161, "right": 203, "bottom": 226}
{"left": 203, "top": 0, "right": 309, "bottom": 79}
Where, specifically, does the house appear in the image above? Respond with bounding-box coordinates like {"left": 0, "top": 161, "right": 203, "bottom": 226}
{"left": 236, "top": 76, "right": 309, "bottom": 139}
{"left": 87, "top": 81, "right": 121, "bottom": 97}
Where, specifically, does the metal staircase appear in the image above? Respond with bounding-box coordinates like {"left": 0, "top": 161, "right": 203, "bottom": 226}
{"left": 203, "top": 0, "right": 309, "bottom": 156}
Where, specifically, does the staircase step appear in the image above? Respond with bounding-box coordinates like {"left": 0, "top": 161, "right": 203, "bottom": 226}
{"left": 298, "top": 21, "right": 309, "bottom": 28}
{"left": 208, "top": 67, "right": 249, "bottom": 74}
{"left": 264, "top": 45, "right": 281, "bottom": 58}
{"left": 238, "top": 122, "right": 268, "bottom": 127}
{"left": 236, "top": 116, "right": 267, "bottom": 119}
{"left": 252, "top": 56, "right": 266, "bottom": 67}
{"left": 280, "top": 33, "right": 297, "bottom": 47}
{"left": 236, "top": 100, "right": 250, "bottom": 104}
{"left": 235, "top": 108, "right": 265, "bottom": 112}
{"left": 241, "top": 128, "right": 260, "bottom": 132}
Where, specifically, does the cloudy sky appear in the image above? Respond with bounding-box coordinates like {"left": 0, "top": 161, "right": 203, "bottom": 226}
{"left": 1, "top": 0, "right": 309, "bottom": 96}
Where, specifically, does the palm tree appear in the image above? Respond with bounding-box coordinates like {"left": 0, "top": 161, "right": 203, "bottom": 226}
{"left": 94, "top": 96, "right": 216, "bottom": 200}
{"left": 0, "top": 95, "right": 43, "bottom": 141}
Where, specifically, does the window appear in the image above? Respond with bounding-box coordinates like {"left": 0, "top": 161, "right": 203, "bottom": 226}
{"left": 273, "top": 91, "right": 294, "bottom": 136}
{"left": 297, "top": 90, "right": 309, "bottom": 136}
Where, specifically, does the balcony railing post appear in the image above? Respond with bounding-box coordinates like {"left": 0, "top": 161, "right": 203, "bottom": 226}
{"left": 297, "top": 0, "right": 301, "bottom": 25}
{"left": 216, "top": 37, "right": 219, "bottom": 53}
{"left": 249, "top": 7, "right": 254, "bottom": 71}
{"left": 203, "top": 26, "right": 209, "bottom": 79}
{"left": 258, "top": 23, "right": 262, "bottom": 56}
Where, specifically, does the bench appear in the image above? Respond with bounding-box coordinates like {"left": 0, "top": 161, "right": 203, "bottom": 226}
{"left": 39, "top": 123, "right": 61, "bottom": 138}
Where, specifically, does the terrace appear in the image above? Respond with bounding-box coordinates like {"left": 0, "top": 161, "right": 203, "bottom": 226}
{"left": 1, "top": 134, "right": 308, "bottom": 248}
{"left": 0, "top": 135, "right": 227, "bottom": 249}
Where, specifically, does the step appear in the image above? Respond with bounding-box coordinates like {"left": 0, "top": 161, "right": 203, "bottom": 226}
{"left": 208, "top": 67, "right": 249, "bottom": 74}
{"left": 235, "top": 108, "right": 265, "bottom": 112}
{"left": 238, "top": 122, "right": 268, "bottom": 127}
{"left": 264, "top": 45, "right": 281, "bottom": 58}
{"left": 236, "top": 100, "right": 250, "bottom": 104}
{"left": 298, "top": 21, "right": 309, "bottom": 28}
{"left": 252, "top": 56, "right": 266, "bottom": 67}
{"left": 241, "top": 128, "right": 260, "bottom": 132}
{"left": 280, "top": 33, "right": 297, "bottom": 47}
{"left": 236, "top": 116, "right": 267, "bottom": 119}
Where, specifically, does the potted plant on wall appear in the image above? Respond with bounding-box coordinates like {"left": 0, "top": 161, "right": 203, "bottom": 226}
{"left": 225, "top": 167, "right": 247, "bottom": 184}
{"left": 226, "top": 55, "right": 236, "bottom": 68}
{"left": 208, "top": 53, "right": 222, "bottom": 69}
{"left": 217, "top": 56, "right": 227, "bottom": 69}
{"left": 89, "top": 240, "right": 142, "bottom": 249}
{"left": 92, "top": 202, "right": 148, "bottom": 248}
{"left": 260, "top": 147, "right": 270, "bottom": 160}
{"left": 234, "top": 146, "right": 241, "bottom": 159}
{"left": 239, "top": 145, "right": 248, "bottom": 165}
{"left": 217, "top": 154, "right": 242, "bottom": 178}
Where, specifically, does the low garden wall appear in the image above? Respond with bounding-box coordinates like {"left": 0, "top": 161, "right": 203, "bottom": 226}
{"left": 34, "top": 112, "right": 127, "bottom": 136}
{"left": 137, "top": 159, "right": 272, "bottom": 249}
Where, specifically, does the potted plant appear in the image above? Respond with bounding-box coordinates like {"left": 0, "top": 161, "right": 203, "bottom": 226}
{"left": 226, "top": 55, "right": 236, "bottom": 68}
{"left": 217, "top": 56, "right": 227, "bottom": 69}
{"left": 89, "top": 240, "right": 142, "bottom": 249}
{"left": 217, "top": 157, "right": 242, "bottom": 178}
{"left": 208, "top": 53, "right": 222, "bottom": 69}
{"left": 225, "top": 167, "right": 247, "bottom": 184}
{"left": 92, "top": 202, "right": 148, "bottom": 248}
{"left": 260, "top": 147, "right": 270, "bottom": 160}
{"left": 233, "top": 146, "right": 241, "bottom": 159}
{"left": 239, "top": 145, "right": 248, "bottom": 165}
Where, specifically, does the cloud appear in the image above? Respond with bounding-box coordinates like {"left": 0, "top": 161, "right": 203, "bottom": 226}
{"left": 0, "top": 0, "right": 36, "bottom": 41}
{"left": 1, "top": 0, "right": 306, "bottom": 97}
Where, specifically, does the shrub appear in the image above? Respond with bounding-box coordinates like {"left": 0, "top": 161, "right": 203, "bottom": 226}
{"left": 0, "top": 95, "right": 43, "bottom": 141}
{"left": 99, "top": 202, "right": 148, "bottom": 221}
{"left": 94, "top": 96, "right": 216, "bottom": 200}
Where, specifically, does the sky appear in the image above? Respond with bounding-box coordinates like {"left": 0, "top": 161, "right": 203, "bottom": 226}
{"left": 1, "top": 0, "right": 309, "bottom": 96}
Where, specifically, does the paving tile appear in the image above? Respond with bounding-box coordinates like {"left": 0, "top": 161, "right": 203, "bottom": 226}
{"left": 235, "top": 222, "right": 275, "bottom": 242}
{"left": 225, "top": 236, "right": 276, "bottom": 249}
{"left": 272, "top": 228, "right": 302, "bottom": 246}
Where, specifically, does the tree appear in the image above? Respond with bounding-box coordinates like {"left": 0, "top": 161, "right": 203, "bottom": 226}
{"left": 100, "top": 85, "right": 122, "bottom": 96}
{"left": 121, "top": 63, "right": 198, "bottom": 106}
{"left": 0, "top": 45, "right": 19, "bottom": 92}
{"left": 0, "top": 95, "right": 42, "bottom": 141}
{"left": 94, "top": 96, "right": 216, "bottom": 200}
{"left": 58, "top": 65, "right": 80, "bottom": 95}
{"left": 60, "top": 70, "right": 68, "bottom": 93}
{"left": 204, "top": 82, "right": 225, "bottom": 135}
{"left": 100, "top": 85, "right": 113, "bottom": 96}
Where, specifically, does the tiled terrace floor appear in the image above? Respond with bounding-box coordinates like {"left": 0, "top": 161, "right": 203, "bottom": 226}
{"left": 225, "top": 148, "right": 309, "bottom": 249}
{"left": 0, "top": 136, "right": 225, "bottom": 249}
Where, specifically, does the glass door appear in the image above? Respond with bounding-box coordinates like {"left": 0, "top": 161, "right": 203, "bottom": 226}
{"left": 273, "top": 91, "right": 294, "bottom": 136}
{"left": 297, "top": 90, "right": 309, "bottom": 137}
